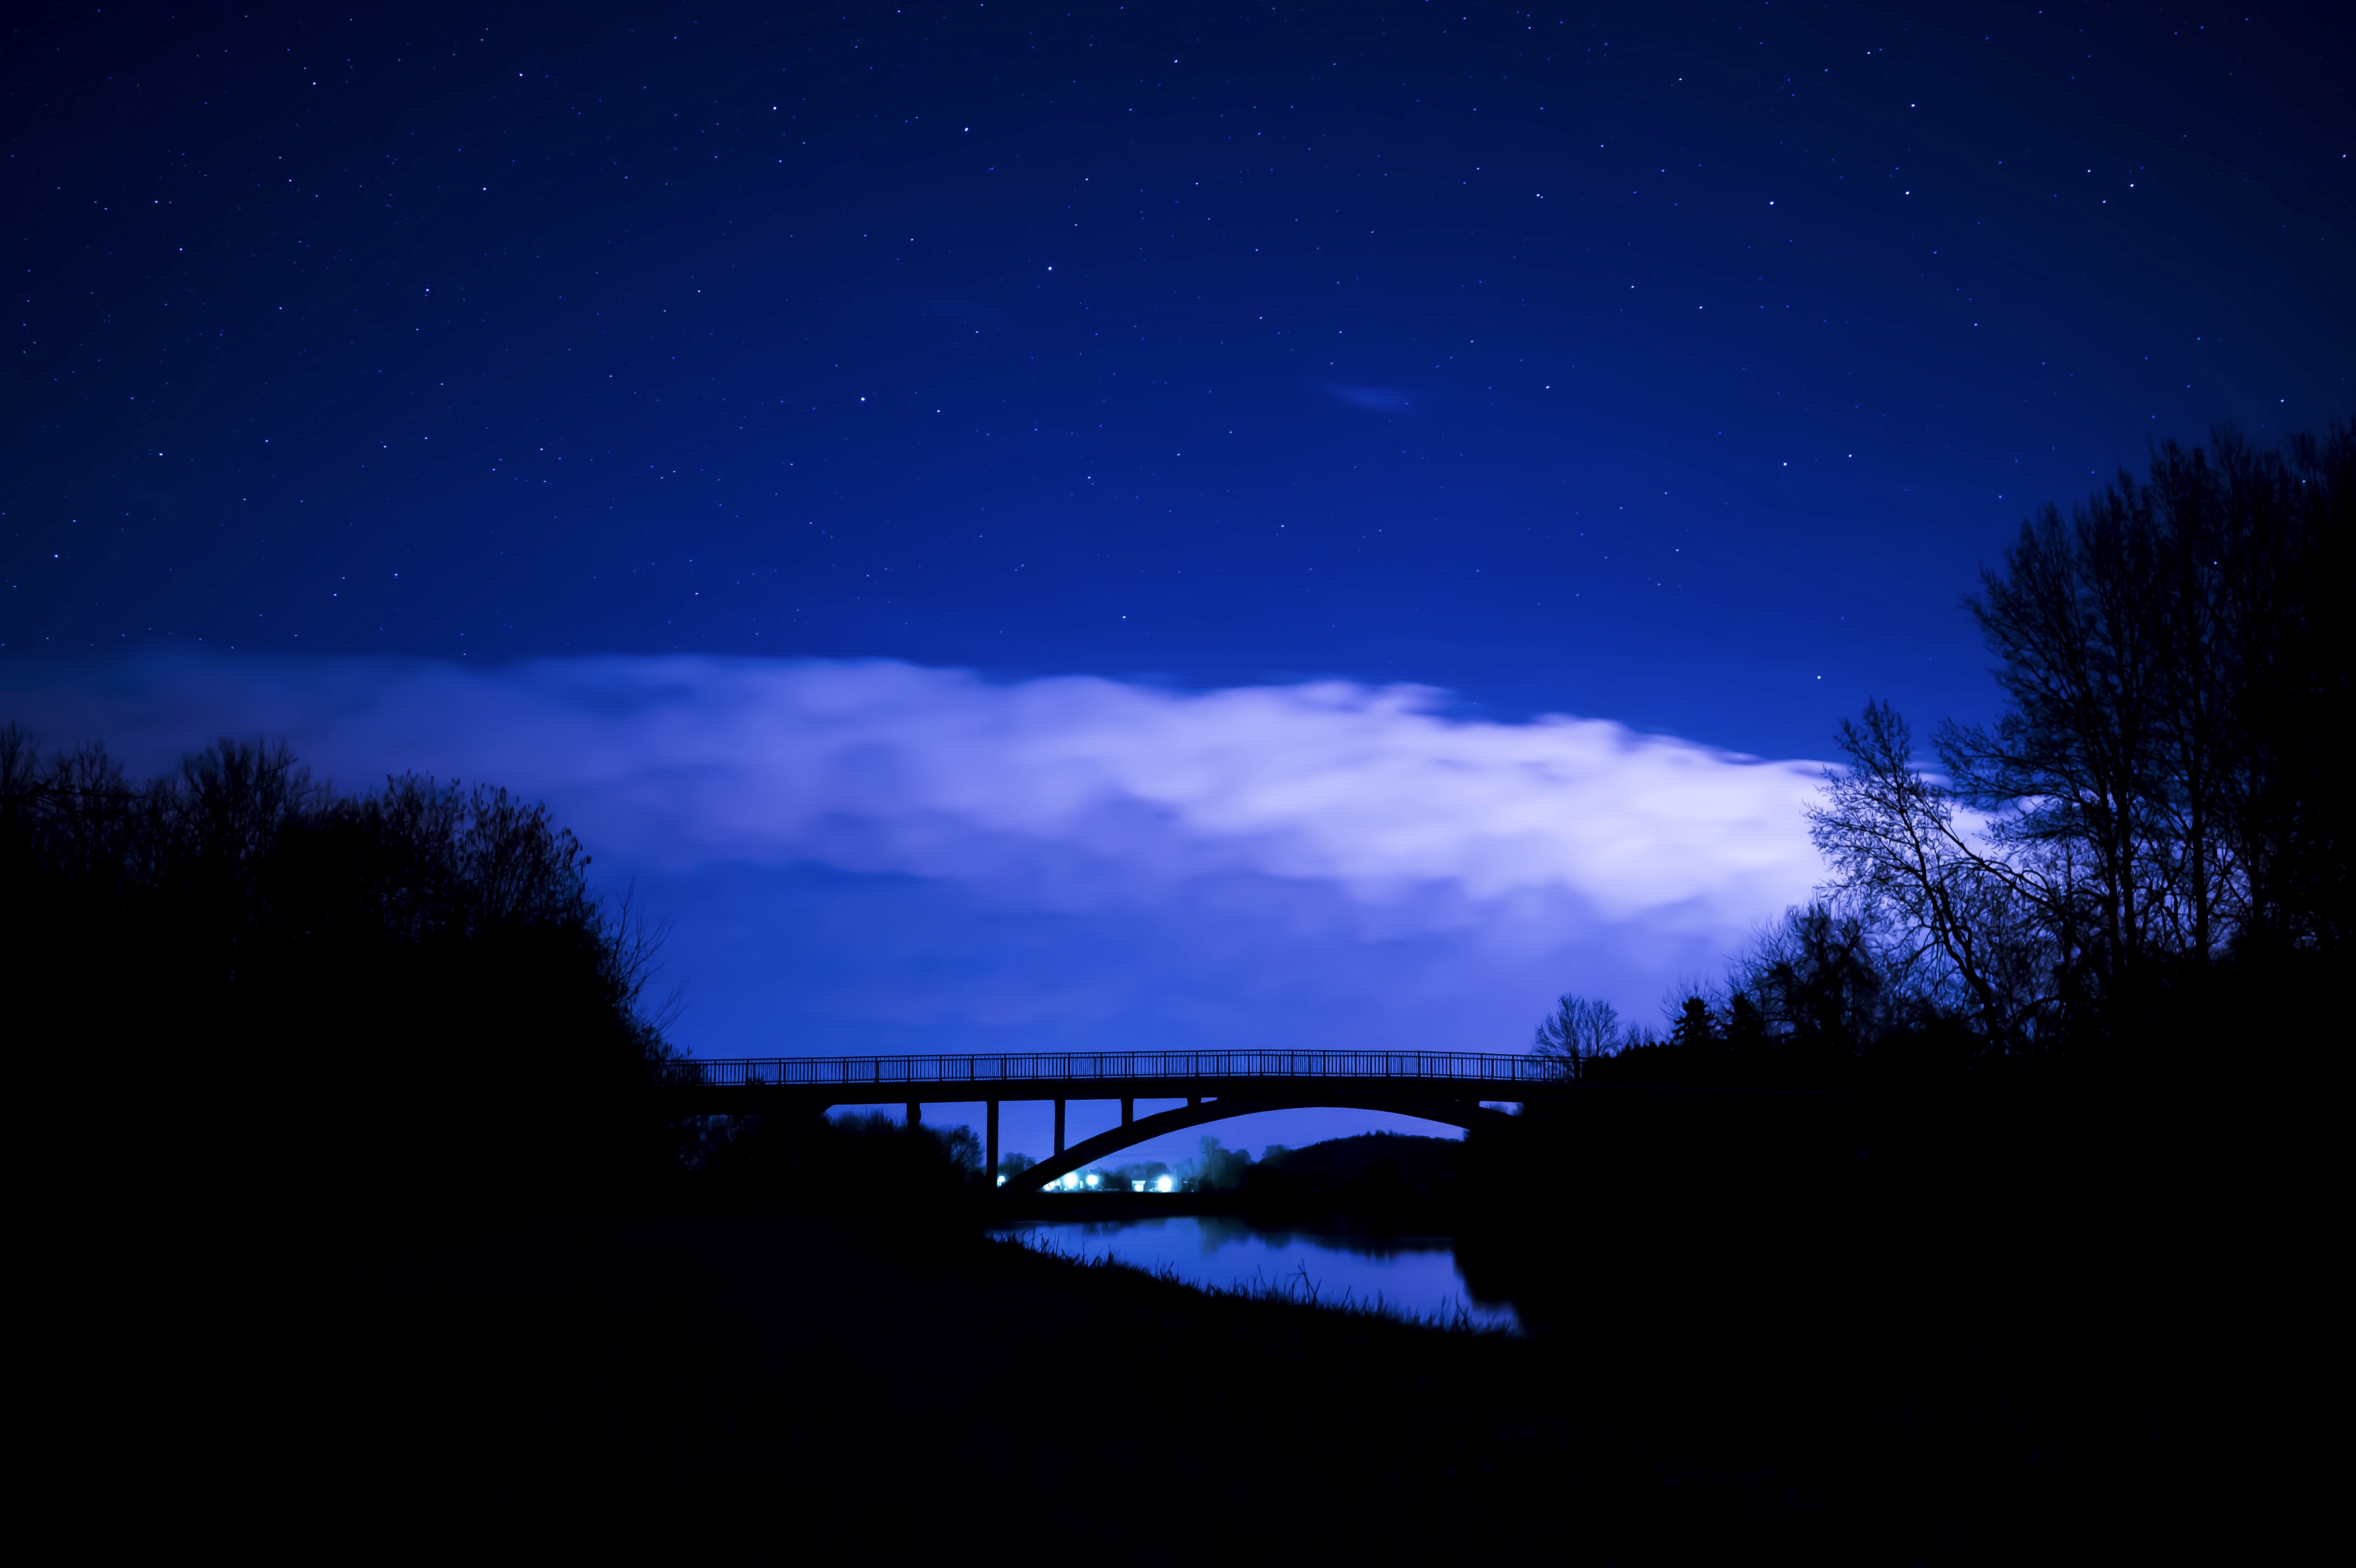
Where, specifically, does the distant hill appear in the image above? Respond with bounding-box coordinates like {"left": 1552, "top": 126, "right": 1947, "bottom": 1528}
{"left": 1254, "top": 1131, "right": 1459, "bottom": 1199}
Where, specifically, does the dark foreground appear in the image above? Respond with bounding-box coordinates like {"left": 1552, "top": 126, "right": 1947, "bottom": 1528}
{"left": 55, "top": 1167, "right": 2328, "bottom": 1565}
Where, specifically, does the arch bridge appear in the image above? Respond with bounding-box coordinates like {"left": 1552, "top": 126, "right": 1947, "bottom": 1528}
{"left": 672, "top": 1050, "right": 1585, "bottom": 1193}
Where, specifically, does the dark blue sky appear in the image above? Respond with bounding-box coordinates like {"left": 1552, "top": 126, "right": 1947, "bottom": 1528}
{"left": 11, "top": 0, "right": 2349, "bottom": 759}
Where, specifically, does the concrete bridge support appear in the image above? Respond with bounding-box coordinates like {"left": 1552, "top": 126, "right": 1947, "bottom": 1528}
{"left": 986, "top": 1100, "right": 1000, "bottom": 1180}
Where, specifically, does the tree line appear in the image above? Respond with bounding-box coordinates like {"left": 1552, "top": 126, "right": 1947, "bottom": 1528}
{"left": 1535, "top": 421, "right": 2352, "bottom": 1081}
{"left": 1, "top": 727, "right": 695, "bottom": 1220}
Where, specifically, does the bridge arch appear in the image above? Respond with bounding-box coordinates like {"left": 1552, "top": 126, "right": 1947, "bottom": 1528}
{"left": 1008, "top": 1096, "right": 1515, "bottom": 1193}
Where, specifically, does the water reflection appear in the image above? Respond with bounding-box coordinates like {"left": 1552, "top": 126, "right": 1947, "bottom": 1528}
{"left": 998, "top": 1214, "right": 1519, "bottom": 1332}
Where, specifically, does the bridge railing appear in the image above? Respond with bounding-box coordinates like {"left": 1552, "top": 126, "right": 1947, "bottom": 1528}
{"left": 684, "top": 1050, "right": 1564, "bottom": 1091}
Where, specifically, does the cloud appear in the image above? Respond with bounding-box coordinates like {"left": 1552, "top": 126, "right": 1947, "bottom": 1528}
{"left": 1, "top": 652, "right": 1832, "bottom": 1057}
{"left": 1325, "top": 384, "right": 1415, "bottom": 412}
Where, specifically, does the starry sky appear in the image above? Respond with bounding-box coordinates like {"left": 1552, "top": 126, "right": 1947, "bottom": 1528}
{"left": 5, "top": 0, "right": 2351, "bottom": 1155}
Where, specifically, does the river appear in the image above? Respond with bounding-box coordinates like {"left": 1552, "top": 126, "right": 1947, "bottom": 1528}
{"left": 996, "top": 1212, "right": 1521, "bottom": 1331}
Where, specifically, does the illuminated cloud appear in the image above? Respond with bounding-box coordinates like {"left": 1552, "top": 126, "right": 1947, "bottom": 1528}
{"left": 1, "top": 652, "right": 1832, "bottom": 1055}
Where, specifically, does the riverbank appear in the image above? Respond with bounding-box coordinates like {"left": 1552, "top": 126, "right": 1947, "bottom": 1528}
{"left": 48, "top": 1196, "right": 2276, "bottom": 1563}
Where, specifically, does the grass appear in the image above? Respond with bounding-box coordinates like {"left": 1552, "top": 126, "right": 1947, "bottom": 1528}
{"left": 41, "top": 1183, "right": 2309, "bottom": 1563}
{"left": 996, "top": 1228, "right": 1507, "bottom": 1334}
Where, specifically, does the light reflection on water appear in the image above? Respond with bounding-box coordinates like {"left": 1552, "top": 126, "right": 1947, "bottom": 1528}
{"left": 997, "top": 1214, "right": 1519, "bottom": 1332}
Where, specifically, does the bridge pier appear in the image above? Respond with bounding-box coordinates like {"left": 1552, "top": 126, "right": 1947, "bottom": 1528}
{"left": 1121, "top": 1097, "right": 1133, "bottom": 1128}
{"left": 1053, "top": 1098, "right": 1066, "bottom": 1156}
{"left": 986, "top": 1101, "right": 999, "bottom": 1181}
{"left": 906, "top": 1101, "right": 920, "bottom": 1127}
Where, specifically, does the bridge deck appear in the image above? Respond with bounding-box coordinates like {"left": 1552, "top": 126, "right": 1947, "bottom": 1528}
{"left": 682, "top": 1049, "right": 1569, "bottom": 1099}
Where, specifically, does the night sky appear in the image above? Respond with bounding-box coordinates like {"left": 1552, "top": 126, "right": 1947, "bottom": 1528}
{"left": 6, "top": 1, "right": 2350, "bottom": 1157}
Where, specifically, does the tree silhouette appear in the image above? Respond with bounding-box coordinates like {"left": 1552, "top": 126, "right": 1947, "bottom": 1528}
{"left": 1, "top": 728, "right": 693, "bottom": 1221}
{"left": 1727, "top": 904, "right": 1889, "bottom": 1053}
{"left": 1807, "top": 703, "right": 2056, "bottom": 1050}
{"left": 1810, "top": 420, "right": 2353, "bottom": 1055}
{"left": 1531, "top": 993, "right": 1622, "bottom": 1077}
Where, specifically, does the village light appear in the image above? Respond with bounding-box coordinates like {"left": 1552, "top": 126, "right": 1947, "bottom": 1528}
{"left": 1155, "top": 1174, "right": 1177, "bottom": 1193}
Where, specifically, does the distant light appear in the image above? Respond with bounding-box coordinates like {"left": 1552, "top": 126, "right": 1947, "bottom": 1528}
{"left": 1084, "top": 1172, "right": 1101, "bottom": 1189}
{"left": 1155, "top": 1174, "right": 1177, "bottom": 1193}
{"left": 1132, "top": 1180, "right": 1147, "bottom": 1193}
{"left": 996, "top": 1174, "right": 1007, "bottom": 1187}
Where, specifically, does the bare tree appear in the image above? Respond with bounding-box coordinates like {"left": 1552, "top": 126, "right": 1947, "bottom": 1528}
{"left": 1807, "top": 702, "right": 2059, "bottom": 1050}
{"left": 1532, "top": 993, "right": 1622, "bottom": 1077}
{"left": 1810, "top": 421, "right": 2353, "bottom": 1056}
{"left": 1728, "top": 903, "right": 1889, "bottom": 1052}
